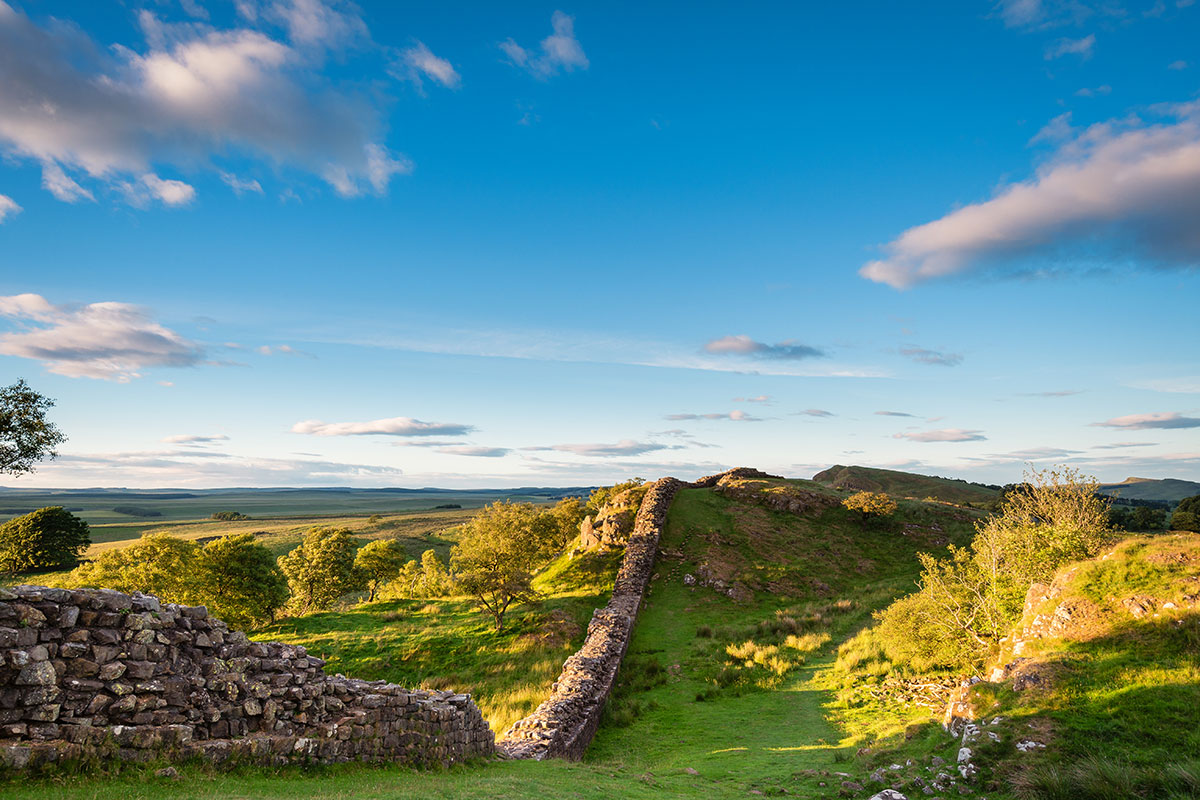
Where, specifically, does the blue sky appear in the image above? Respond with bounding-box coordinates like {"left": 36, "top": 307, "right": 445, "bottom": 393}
{"left": 0, "top": 0, "right": 1198, "bottom": 488}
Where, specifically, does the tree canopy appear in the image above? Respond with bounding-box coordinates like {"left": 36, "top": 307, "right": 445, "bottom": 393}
{"left": 193, "top": 533, "right": 289, "bottom": 628}
{"left": 277, "top": 526, "right": 365, "bottom": 613}
{"left": 451, "top": 501, "right": 550, "bottom": 631}
{"left": 354, "top": 538, "right": 408, "bottom": 601}
{"left": 0, "top": 506, "right": 90, "bottom": 574}
{"left": 0, "top": 379, "right": 66, "bottom": 476}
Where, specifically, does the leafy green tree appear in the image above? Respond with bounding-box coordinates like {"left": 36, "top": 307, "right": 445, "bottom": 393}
{"left": 211, "top": 511, "right": 250, "bottom": 521}
{"left": 0, "top": 379, "right": 66, "bottom": 476}
{"left": 277, "top": 527, "right": 365, "bottom": 613}
{"left": 418, "top": 548, "right": 452, "bottom": 597}
{"left": 1129, "top": 506, "right": 1166, "bottom": 531}
{"left": 0, "top": 506, "right": 91, "bottom": 574}
{"left": 451, "top": 502, "right": 548, "bottom": 631}
{"left": 192, "top": 533, "right": 289, "bottom": 628}
{"left": 842, "top": 491, "right": 898, "bottom": 525}
{"left": 69, "top": 532, "right": 197, "bottom": 600}
{"left": 354, "top": 539, "right": 408, "bottom": 601}
{"left": 548, "top": 496, "right": 588, "bottom": 550}
{"left": 1107, "top": 506, "right": 1132, "bottom": 531}
{"left": 1171, "top": 510, "right": 1200, "bottom": 533}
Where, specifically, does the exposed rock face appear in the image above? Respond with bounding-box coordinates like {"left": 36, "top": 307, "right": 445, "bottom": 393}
{"left": 712, "top": 473, "right": 836, "bottom": 516}
{"left": 0, "top": 585, "right": 493, "bottom": 771}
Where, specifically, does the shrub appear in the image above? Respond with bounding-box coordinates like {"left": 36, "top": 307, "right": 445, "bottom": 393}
{"left": 211, "top": 511, "right": 250, "bottom": 521}
{"left": 69, "top": 532, "right": 197, "bottom": 601}
{"left": 842, "top": 491, "right": 898, "bottom": 525}
{"left": 0, "top": 506, "right": 90, "bottom": 573}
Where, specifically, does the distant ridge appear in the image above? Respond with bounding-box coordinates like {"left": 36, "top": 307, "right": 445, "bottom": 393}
{"left": 811, "top": 464, "right": 999, "bottom": 505}
{"left": 1097, "top": 477, "right": 1200, "bottom": 506}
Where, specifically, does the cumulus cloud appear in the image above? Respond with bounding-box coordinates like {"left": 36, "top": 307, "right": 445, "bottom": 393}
{"left": 398, "top": 41, "right": 461, "bottom": 90}
{"left": 1045, "top": 33, "right": 1095, "bottom": 60}
{"left": 861, "top": 102, "right": 1200, "bottom": 288}
{"left": 292, "top": 416, "right": 475, "bottom": 437}
{"left": 501, "top": 11, "right": 588, "bottom": 79}
{"left": 162, "top": 434, "right": 230, "bottom": 445}
{"left": 0, "top": 193, "right": 19, "bottom": 222}
{"left": 899, "top": 346, "right": 963, "bottom": 366}
{"left": 0, "top": 2, "right": 408, "bottom": 205}
{"left": 525, "top": 439, "right": 674, "bottom": 458}
{"left": 0, "top": 293, "right": 205, "bottom": 381}
{"left": 666, "top": 410, "right": 762, "bottom": 422}
{"left": 434, "top": 445, "right": 510, "bottom": 458}
{"left": 704, "top": 335, "right": 824, "bottom": 360}
{"left": 893, "top": 428, "right": 988, "bottom": 442}
{"left": 1092, "top": 412, "right": 1200, "bottom": 429}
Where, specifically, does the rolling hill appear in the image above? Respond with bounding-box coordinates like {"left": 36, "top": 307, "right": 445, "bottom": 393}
{"left": 812, "top": 464, "right": 1000, "bottom": 505}
{"left": 1097, "top": 477, "right": 1200, "bottom": 507}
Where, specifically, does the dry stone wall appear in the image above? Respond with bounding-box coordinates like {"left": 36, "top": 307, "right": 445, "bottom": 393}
{"left": 499, "top": 468, "right": 758, "bottom": 760}
{"left": 0, "top": 585, "right": 493, "bottom": 772}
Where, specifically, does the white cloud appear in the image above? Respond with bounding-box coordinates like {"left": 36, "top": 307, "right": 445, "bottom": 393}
{"left": 1092, "top": 412, "right": 1200, "bottom": 429}
{"left": 1075, "top": 84, "right": 1112, "bottom": 98}
{"left": 733, "top": 395, "right": 772, "bottom": 403}
{"left": 1129, "top": 376, "right": 1200, "bottom": 394}
{"left": 875, "top": 410, "right": 916, "bottom": 417}
{"left": 861, "top": 102, "right": 1200, "bottom": 288}
{"left": 0, "top": 193, "right": 19, "bottom": 222}
{"left": 704, "top": 335, "right": 825, "bottom": 360}
{"left": 1045, "top": 34, "right": 1095, "bottom": 60}
{"left": 398, "top": 41, "right": 461, "bottom": 90}
{"left": 0, "top": 3, "right": 407, "bottom": 205}
{"left": 257, "top": 343, "right": 314, "bottom": 357}
{"left": 1169, "top": 59, "right": 1188, "bottom": 70}
{"left": 893, "top": 428, "right": 988, "bottom": 442}
{"left": 292, "top": 416, "right": 475, "bottom": 437}
{"left": 248, "top": 0, "right": 368, "bottom": 49}
{"left": 797, "top": 409, "right": 835, "bottom": 417}
{"left": 501, "top": 11, "right": 588, "bottom": 79}
{"left": 0, "top": 293, "right": 205, "bottom": 381}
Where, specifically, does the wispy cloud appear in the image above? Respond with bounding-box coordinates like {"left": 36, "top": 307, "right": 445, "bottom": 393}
{"left": 1092, "top": 412, "right": 1200, "bottom": 430}
{"left": 899, "top": 346, "right": 962, "bottom": 366}
{"left": 796, "top": 409, "right": 835, "bottom": 417}
{"left": 0, "top": 293, "right": 205, "bottom": 381}
{"left": 1021, "top": 389, "right": 1082, "bottom": 397}
{"left": 1128, "top": 376, "right": 1200, "bottom": 394}
{"left": 524, "top": 439, "right": 675, "bottom": 458}
{"left": 861, "top": 102, "right": 1200, "bottom": 288}
{"left": 396, "top": 41, "right": 461, "bottom": 91}
{"left": 875, "top": 410, "right": 916, "bottom": 417}
{"left": 734, "top": 395, "right": 772, "bottom": 403}
{"left": 435, "top": 445, "right": 510, "bottom": 458}
{"left": 292, "top": 416, "right": 475, "bottom": 437}
{"left": 501, "top": 11, "right": 588, "bottom": 79}
{"left": 666, "top": 410, "right": 762, "bottom": 422}
{"left": 704, "top": 335, "right": 825, "bottom": 360}
{"left": 257, "top": 344, "right": 315, "bottom": 358}
{"left": 1169, "top": 59, "right": 1188, "bottom": 70}
{"left": 0, "top": 194, "right": 19, "bottom": 222}
{"left": 0, "top": 2, "right": 408, "bottom": 205}
{"left": 1092, "top": 441, "right": 1154, "bottom": 449}
{"left": 894, "top": 428, "right": 988, "bottom": 442}
{"left": 1045, "top": 33, "right": 1095, "bottom": 60}
{"left": 162, "top": 434, "right": 230, "bottom": 445}
{"left": 220, "top": 172, "right": 264, "bottom": 195}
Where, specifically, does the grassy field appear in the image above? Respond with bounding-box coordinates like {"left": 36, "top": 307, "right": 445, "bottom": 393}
{"left": 0, "top": 486, "right": 588, "bottom": 526}
{"left": 813, "top": 464, "right": 1000, "bottom": 506}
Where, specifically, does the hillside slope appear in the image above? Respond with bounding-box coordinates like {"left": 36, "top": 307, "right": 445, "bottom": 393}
{"left": 813, "top": 464, "right": 999, "bottom": 505}
{"left": 1098, "top": 477, "right": 1200, "bottom": 506}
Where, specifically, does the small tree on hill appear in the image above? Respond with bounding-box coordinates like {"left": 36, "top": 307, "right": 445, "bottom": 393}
{"left": 277, "top": 527, "right": 366, "bottom": 613}
{"left": 451, "top": 502, "right": 548, "bottom": 631}
{"left": 548, "top": 496, "right": 588, "bottom": 550}
{"left": 842, "top": 491, "right": 898, "bottom": 525}
{"left": 1171, "top": 509, "right": 1200, "bottom": 533}
{"left": 0, "top": 506, "right": 90, "bottom": 574}
{"left": 192, "top": 533, "right": 289, "bottom": 628}
{"left": 70, "top": 532, "right": 197, "bottom": 600}
{"left": 354, "top": 539, "right": 408, "bottom": 601}
{"left": 0, "top": 379, "right": 66, "bottom": 477}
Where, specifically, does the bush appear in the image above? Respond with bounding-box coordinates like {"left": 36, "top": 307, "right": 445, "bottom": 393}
{"left": 842, "top": 491, "right": 898, "bottom": 525}
{"left": 1171, "top": 509, "right": 1200, "bottom": 533}
{"left": 211, "top": 511, "right": 250, "bottom": 521}
{"left": 0, "top": 506, "right": 90, "bottom": 573}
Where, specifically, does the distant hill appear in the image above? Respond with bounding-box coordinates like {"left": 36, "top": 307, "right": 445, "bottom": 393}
{"left": 1098, "top": 477, "right": 1200, "bottom": 507}
{"left": 811, "top": 464, "right": 1000, "bottom": 505}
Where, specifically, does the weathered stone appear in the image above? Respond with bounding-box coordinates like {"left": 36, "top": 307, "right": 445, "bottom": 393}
{"left": 15, "top": 662, "right": 57, "bottom": 686}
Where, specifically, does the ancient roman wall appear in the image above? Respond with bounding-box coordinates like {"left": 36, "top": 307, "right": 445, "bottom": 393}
{"left": 0, "top": 585, "right": 494, "bottom": 771}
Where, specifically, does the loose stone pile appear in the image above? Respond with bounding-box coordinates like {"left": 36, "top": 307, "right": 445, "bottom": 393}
{"left": 0, "top": 585, "right": 493, "bottom": 771}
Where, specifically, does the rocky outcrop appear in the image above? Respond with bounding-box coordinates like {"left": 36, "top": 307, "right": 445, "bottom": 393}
{"left": 712, "top": 473, "right": 836, "bottom": 516}
{"left": 0, "top": 585, "right": 493, "bottom": 772}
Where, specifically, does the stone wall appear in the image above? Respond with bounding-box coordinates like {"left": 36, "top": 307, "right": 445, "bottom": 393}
{"left": 0, "top": 585, "right": 494, "bottom": 772}
{"left": 499, "top": 468, "right": 758, "bottom": 760}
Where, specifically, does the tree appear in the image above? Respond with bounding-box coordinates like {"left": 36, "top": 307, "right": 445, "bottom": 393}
{"left": 1171, "top": 510, "right": 1200, "bottom": 533}
{"left": 277, "top": 527, "right": 365, "bottom": 613}
{"left": 0, "top": 380, "right": 67, "bottom": 477}
{"left": 354, "top": 539, "right": 408, "bottom": 601}
{"left": 1129, "top": 506, "right": 1166, "bottom": 531}
{"left": 548, "top": 496, "right": 588, "bottom": 550}
{"left": 0, "top": 506, "right": 90, "bottom": 574}
{"left": 451, "top": 502, "right": 547, "bottom": 631}
{"left": 842, "top": 491, "right": 898, "bottom": 525}
{"left": 69, "top": 532, "right": 197, "bottom": 600}
{"left": 192, "top": 533, "right": 289, "bottom": 628}
{"left": 211, "top": 511, "right": 250, "bottom": 521}
{"left": 418, "top": 548, "right": 452, "bottom": 597}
